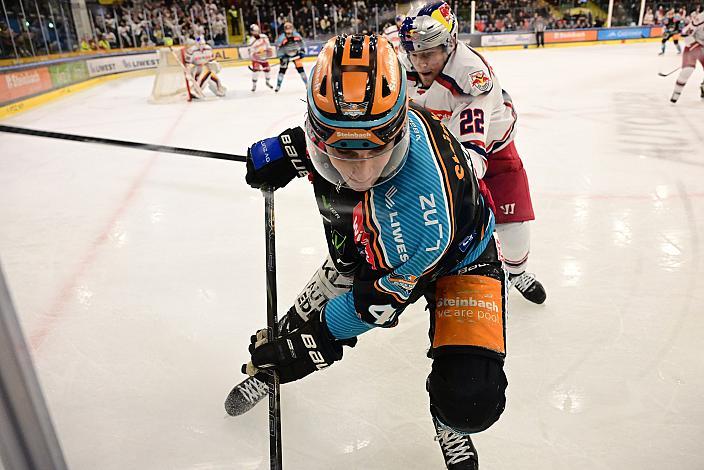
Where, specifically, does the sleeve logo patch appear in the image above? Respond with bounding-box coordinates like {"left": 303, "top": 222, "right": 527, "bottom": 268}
{"left": 469, "top": 70, "right": 492, "bottom": 92}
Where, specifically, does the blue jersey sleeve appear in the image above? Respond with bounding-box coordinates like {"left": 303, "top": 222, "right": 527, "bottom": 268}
{"left": 324, "top": 113, "right": 457, "bottom": 340}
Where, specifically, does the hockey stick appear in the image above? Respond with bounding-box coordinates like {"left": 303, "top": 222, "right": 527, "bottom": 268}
{"left": 168, "top": 46, "right": 205, "bottom": 99}
{"left": 0, "top": 125, "right": 246, "bottom": 163}
{"left": 658, "top": 67, "right": 681, "bottom": 77}
{"left": 247, "top": 58, "right": 280, "bottom": 72}
{"left": 263, "top": 186, "right": 283, "bottom": 470}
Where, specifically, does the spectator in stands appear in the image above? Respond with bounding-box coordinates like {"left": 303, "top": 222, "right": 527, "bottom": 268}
{"left": 0, "top": 21, "right": 16, "bottom": 55}
{"left": 80, "top": 36, "right": 91, "bottom": 51}
{"left": 103, "top": 29, "right": 117, "bottom": 48}
{"left": 643, "top": 7, "right": 655, "bottom": 25}
{"left": 98, "top": 34, "right": 111, "bottom": 50}
{"left": 118, "top": 21, "right": 132, "bottom": 47}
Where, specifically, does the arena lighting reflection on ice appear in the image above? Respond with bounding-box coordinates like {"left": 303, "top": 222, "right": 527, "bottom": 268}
{"left": 561, "top": 259, "right": 582, "bottom": 287}
{"left": 611, "top": 217, "right": 633, "bottom": 247}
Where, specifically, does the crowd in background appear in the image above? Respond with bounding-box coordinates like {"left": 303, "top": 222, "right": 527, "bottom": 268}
{"left": 469, "top": 0, "right": 597, "bottom": 33}
{"left": 239, "top": 1, "right": 399, "bottom": 39}
{"left": 641, "top": 2, "right": 703, "bottom": 24}
{"left": 86, "top": 0, "right": 229, "bottom": 51}
{"left": 2, "top": 0, "right": 704, "bottom": 59}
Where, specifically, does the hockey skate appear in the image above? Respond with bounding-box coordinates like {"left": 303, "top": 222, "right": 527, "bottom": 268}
{"left": 251, "top": 81, "right": 257, "bottom": 92}
{"left": 510, "top": 272, "right": 547, "bottom": 304}
{"left": 433, "top": 417, "right": 479, "bottom": 470}
{"left": 700, "top": 83, "right": 704, "bottom": 98}
{"left": 670, "top": 91, "right": 680, "bottom": 103}
{"left": 265, "top": 80, "right": 274, "bottom": 89}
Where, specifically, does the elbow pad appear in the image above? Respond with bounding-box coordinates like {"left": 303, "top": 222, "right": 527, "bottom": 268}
{"left": 293, "top": 255, "right": 353, "bottom": 321}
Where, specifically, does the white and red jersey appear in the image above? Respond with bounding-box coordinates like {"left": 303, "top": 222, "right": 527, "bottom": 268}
{"left": 248, "top": 33, "right": 272, "bottom": 62}
{"left": 383, "top": 24, "right": 401, "bottom": 51}
{"left": 682, "top": 12, "right": 704, "bottom": 47}
{"left": 403, "top": 43, "right": 518, "bottom": 178}
{"left": 184, "top": 43, "right": 214, "bottom": 66}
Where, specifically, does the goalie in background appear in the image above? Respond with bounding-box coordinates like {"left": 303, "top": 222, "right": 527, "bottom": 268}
{"left": 184, "top": 36, "right": 227, "bottom": 99}
{"left": 248, "top": 24, "right": 274, "bottom": 92}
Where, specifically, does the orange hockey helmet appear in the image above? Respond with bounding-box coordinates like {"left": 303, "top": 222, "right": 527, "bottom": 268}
{"left": 305, "top": 34, "right": 409, "bottom": 190}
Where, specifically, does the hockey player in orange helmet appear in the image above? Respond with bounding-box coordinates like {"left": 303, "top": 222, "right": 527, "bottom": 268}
{"left": 232, "top": 33, "right": 509, "bottom": 470}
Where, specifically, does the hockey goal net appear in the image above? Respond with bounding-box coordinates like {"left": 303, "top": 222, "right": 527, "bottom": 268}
{"left": 150, "top": 47, "right": 190, "bottom": 103}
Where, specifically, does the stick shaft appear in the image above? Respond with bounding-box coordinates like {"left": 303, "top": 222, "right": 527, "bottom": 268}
{"left": 0, "top": 125, "right": 246, "bottom": 163}
{"left": 263, "top": 187, "right": 283, "bottom": 469}
{"left": 658, "top": 67, "right": 681, "bottom": 77}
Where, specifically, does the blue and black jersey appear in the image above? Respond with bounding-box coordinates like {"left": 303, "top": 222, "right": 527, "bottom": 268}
{"left": 310, "top": 104, "right": 496, "bottom": 340}
{"left": 276, "top": 32, "right": 305, "bottom": 58}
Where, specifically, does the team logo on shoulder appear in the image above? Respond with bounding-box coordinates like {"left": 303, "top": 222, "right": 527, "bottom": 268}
{"left": 469, "top": 70, "right": 492, "bottom": 93}
{"left": 387, "top": 273, "right": 418, "bottom": 294}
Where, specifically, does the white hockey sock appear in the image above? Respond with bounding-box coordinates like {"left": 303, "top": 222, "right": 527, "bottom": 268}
{"left": 495, "top": 221, "right": 531, "bottom": 276}
{"left": 673, "top": 67, "right": 694, "bottom": 95}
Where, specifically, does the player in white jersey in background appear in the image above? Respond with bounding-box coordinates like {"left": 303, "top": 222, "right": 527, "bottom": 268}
{"left": 399, "top": 1, "right": 546, "bottom": 304}
{"left": 184, "top": 36, "right": 226, "bottom": 99}
{"left": 383, "top": 14, "right": 405, "bottom": 52}
{"left": 247, "top": 24, "right": 274, "bottom": 92}
{"left": 670, "top": 10, "right": 704, "bottom": 103}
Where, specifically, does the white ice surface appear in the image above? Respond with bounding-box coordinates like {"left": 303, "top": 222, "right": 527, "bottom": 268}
{"left": 1, "top": 43, "right": 703, "bottom": 470}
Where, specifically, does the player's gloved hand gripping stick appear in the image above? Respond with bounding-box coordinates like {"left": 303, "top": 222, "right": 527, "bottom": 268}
{"left": 243, "top": 310, "right": 344, "bottom": 384}
{"left": 245, "top": 127, "right": 309, "bottom": 190}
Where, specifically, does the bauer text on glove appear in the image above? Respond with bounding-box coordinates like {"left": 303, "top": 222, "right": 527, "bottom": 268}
{"left": 242, "top": 312, "right": 345, "bottom": 384}
{"left": 245, "top": 126, "right": 309, "bottom": 189}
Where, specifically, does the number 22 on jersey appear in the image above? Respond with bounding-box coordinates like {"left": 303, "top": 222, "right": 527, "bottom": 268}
{"left": 459, "top": 108, "right": 485, "bottom": 135}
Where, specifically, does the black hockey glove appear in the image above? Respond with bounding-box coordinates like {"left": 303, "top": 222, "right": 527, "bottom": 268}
{"left": 242, "top": 311, "right": 344, "bottom": 384}
{"left": 245, "top": 126, "right": 309, "bottom": 190}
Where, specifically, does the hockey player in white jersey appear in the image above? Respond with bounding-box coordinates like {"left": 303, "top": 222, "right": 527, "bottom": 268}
{"left": 383, "top": 14, "right": 405, "bottom": 52}
{"left": 399, "top": 1, "right": 546, "bottom": 304}
{"left": 670, "top": 10, "right": 704, "bottom": 103}
{"left": 247, "top": 24, "right": 274, "bottom": 92}
{"left": 184, "top": 36, "right": 226, "bottom": 99}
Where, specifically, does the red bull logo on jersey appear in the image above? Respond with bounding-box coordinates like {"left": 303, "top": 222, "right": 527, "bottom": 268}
{"left": 469, "top": 70, "right": 492, "bottom": 92}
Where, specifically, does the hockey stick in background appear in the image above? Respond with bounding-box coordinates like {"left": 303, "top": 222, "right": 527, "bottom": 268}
{"left": 247, "top": 60, "right": 280, "bottom": 72}
{"left": 658, "top": 67, "right": 681, "bottom": 77}
{"left": 0, "top": 125, "right": 246, "bottom": 163}
{"left": 262, "top": 186, "right": 283, "bottom": 470}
